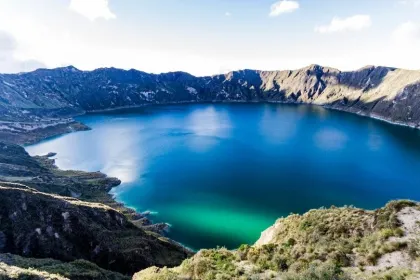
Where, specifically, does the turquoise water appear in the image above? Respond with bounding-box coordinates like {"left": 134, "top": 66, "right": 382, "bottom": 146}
{"left": 26, "top": 103, "right": 420, "bottom": 250}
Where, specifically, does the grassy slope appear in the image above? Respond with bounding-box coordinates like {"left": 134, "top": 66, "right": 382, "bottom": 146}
{"left": 0, "top": 253, "right": 129, "bottom": 280}
{"left": 134, "top": 201, "right": 420, "bottom": 280}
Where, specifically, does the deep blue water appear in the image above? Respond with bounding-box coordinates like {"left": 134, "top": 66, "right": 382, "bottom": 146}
{"left": 26, "top": 103, "right": 420, "bottom": 250}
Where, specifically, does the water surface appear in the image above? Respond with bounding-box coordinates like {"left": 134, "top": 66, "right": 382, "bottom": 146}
{"left": 26, "top": 104, "right": 420, "bottom": 250}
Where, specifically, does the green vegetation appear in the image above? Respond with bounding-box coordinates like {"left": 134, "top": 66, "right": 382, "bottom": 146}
{"left": 134, "top": 201, "right": 420, "bottom": 280}
{"left": 0, "top": 262, "right": 68, "bottom": 280}
{"left": 0, "top": 253, "right": 129, "bottom": 280}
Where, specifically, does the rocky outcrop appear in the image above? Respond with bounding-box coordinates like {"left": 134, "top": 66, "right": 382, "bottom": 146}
{"left": 1, "top": 65, "right": 419, "bottom": 144}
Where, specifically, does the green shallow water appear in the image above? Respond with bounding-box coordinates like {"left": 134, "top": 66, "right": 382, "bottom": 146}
{"left": 26, "top": 103, "right": 420, "bottom": 250}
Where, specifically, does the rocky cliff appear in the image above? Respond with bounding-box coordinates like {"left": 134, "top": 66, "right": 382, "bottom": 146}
{"left": 1, "top": 65, "right": 419, "bottom": 144}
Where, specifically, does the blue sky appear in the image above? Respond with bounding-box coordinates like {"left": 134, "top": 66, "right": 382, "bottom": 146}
{"left": 0, "top": 0, "right": 419, "bottom": 75}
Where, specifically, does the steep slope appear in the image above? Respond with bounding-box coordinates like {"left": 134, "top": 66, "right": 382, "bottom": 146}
{"left": 134, "top": 201, "right": 420, "bottom": 280}
{"left": 1, "top": 65, "right": 420, "bottom": 144}
{"left": 0, "top": 182, "right": 189, "bottom": 275}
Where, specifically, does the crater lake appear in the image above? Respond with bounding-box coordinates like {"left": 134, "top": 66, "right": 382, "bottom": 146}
{"left": 26, "top": 103, "right": 420, "bottom": 250}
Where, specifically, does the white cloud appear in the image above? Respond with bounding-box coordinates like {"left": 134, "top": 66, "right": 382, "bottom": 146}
{"left": 269, "top": 0, "right": 299, "bottom": 17}
{"left": 393, "top": 22, "right": 420, "bottom": 43}
{"left": 399, "top": 0, "right": 420, "bottom": 7}
{"left": 0, "top": 30, "right": 45, "bottom": 73}
{"left": 315, "top": 15, "right": 372, "bottom": 34}
{"left": 1, "top": 0, "right": 420, "bottom": 75}
{"left": 225, "top": 12, "right": 231, "bottom": 16}
{"left": 388, "top": 22, "right": 420, "bottom": 70}
{"left": 69, "top": 0, "right": 116, "bottom": 21}
{"left": 0, "top": 31, "right": 16, "bottom": 51}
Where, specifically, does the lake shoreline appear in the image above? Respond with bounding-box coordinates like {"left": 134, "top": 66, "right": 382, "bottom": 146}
{"left": 36, "top": 152, "right": 179, "bottom": 237}
{"left": 87, "top": 100, "right": 420, "bottom": 130}
{"left": 10, "top": 101, "right": 420, "bottom": 147}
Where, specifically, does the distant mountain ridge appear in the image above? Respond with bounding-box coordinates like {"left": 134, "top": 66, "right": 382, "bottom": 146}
{"left": 1, "top": 64, "right": 420, "bottom": 143}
